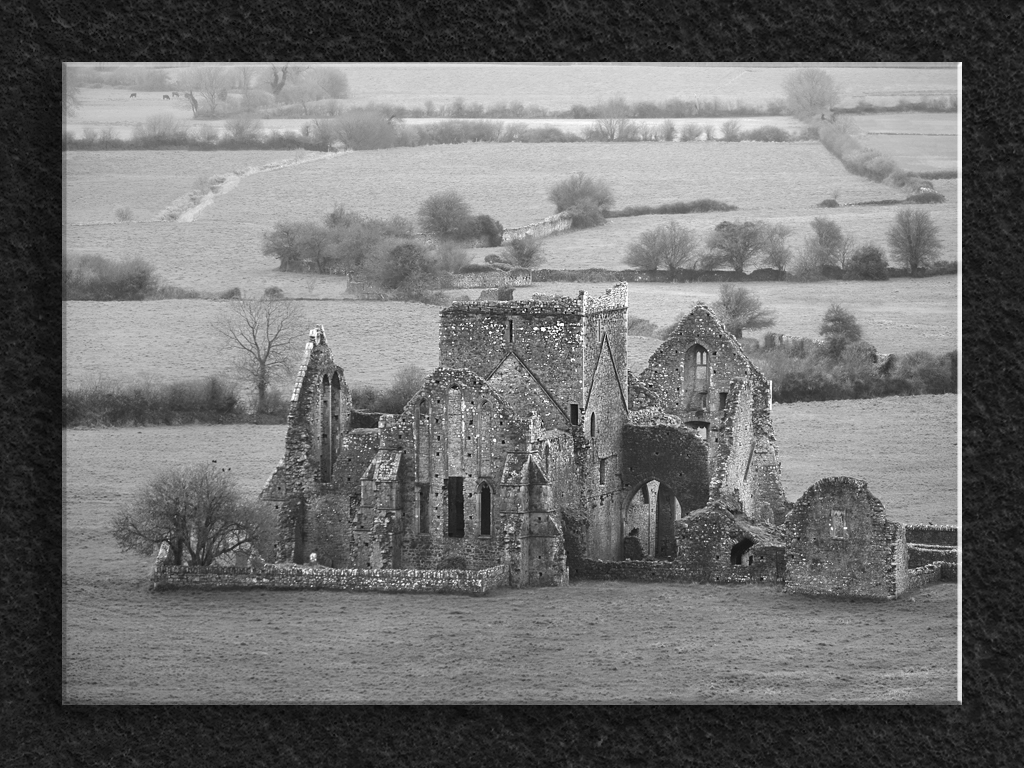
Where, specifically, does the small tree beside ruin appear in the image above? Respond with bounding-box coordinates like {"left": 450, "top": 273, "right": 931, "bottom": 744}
{"left": 112, "top": 463, "right": 277, "bottom": 566}
{"left": 217, "top": 295, "right": 309, "bottom": 413}
{"left": 712, "top": 284, "right": 777, "bottom": 339}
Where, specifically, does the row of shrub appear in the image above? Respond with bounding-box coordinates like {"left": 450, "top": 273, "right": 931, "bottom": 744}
{"left": 63, "top": 112, "right": 811, "bottom": 153}
{"left": 748, "top": 343, "right": 957, "bottom": 403}
{"left": 356, "top": 93, "right": 955, "bottom": 122}
{"left": 62, "top": 376, "right": 293, "bottom": 427}
{"left": 816, "top": 120, "right": 931, "bottom": 190}
{"left": 604, "top": 199, "right": 737, "bottom": 218}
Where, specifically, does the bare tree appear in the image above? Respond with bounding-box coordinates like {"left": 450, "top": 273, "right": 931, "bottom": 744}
{"left": 712, "top": 284, "right": 776, "bottom": 339}
{"left": 624, "top": 222, "right": 698, "bottom": 276}
{"left": 762, "top": 224, "right": 794, "bottom": 273}
{"left": 783, "top": 68, "right": 841, "bottom": 120}
{"left": 704, "top": 221, "right": 766, "bottom": 275}
{"left": 268, "top": 63, "right": 307, "bottom": 96}
{"left": 181, "top": 66, "right": 229, "bottom": 117}
{"left": 807, "top": 217, "right": 853, "bottom": 270}
{"left": 887, "top": 209, "right": 943, "bottom": 276}
{"left": 217, "top": 295, "right": 309, "bottom": 413}
{"left": 112, "top": 463, "right": 276, "bottom": 566}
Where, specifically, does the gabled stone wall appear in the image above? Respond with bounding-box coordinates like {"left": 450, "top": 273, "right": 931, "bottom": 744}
{"left": 785, "top": 477, "right": 909, "bottom": 599}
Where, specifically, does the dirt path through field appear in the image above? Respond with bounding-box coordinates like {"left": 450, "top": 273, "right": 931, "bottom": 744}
{"left": 163, "top": 151, "right": 351, "bottom": 223}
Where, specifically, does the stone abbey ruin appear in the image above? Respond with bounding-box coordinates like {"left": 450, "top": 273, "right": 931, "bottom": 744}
{"left": 152, "top": 284, "right": 957, "bottom": 598}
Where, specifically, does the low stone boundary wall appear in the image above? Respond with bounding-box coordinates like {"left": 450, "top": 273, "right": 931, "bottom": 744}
{"left": 500, "top": 212, "right": 573, "bottom": 243}
{"left": 575, "top": 558, "right": 782, "bottom": 585}
{"left": 908, "top": 543, "right": 958, "bottom": 569}
{"left": 446, "top": 270, "right": 532, "bottom": 289}
{"left": 151, "top": 562, "right": 510, "bottom": 595}
{"left": 904, "top": 524, "right": 958, "bottom": 547}
{"left": 907, "top": 563, "right": 944, "bottom": 592}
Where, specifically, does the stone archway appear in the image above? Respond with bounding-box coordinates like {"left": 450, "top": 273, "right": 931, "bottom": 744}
{"left": 623, "top": 479, "right": 682, "bottom": 560}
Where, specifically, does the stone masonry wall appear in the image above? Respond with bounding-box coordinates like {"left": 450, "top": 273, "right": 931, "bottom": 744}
{"left": 709, "top": 375, "right": 787, "bottom": 526}
{"left": 387, "top": 369, "right": 533, "bottom": 571}
{"left": 500, "top": 211, "right": 573, "bottom": 244}
{"left": 785, "top": 477, "right": 908, "bottom": 599}
{"left": 151, "top": 562, "right": 510, "bottom": 595}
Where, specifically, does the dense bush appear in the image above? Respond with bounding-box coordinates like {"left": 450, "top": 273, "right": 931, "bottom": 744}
{"left": 720, "top": 120, "right": 742, "bottom": 142}
{"left": 548, "top": 172, "right": 614, "bottom": 214}
{"left": 499, "top": 235, "right": 545, "bottom": 269}
{"left": 847, "top": 245, "right": 889, "bottom": 280}
{"left": 332, "top": 110, "right": 397, "bottom": 150}
{"left": 63, "top": 254, "right": 159, "bottom": 300}
{"left": 906, "top": 190, "right": 946, "bottom": 204}
{"left": 678, "top": 123, "right": 703, "bottom": 141}
{"left": 818, "top": 303, "right": 862, "bottom": 358}
{"left": 474, "top": 214, "right": 504, "bottom": 246}
{"left": 566, "top": 200, "right": 606, "bottom": 230}
{"left": 433, "top": 241, "right": 471, "bottom": 273}
{"left": 417, "top": 191, "right": 475, "bottom": 240}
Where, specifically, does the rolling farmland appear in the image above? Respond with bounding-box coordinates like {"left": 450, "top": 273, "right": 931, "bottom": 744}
{"left": 62, "top": 64, "right": 960, "bottom": 705}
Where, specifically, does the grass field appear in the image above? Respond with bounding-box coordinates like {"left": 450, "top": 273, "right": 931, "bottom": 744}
{"left": 63, "top": 141, "right": 959, "bottom": 302}
{"left": 850, "top": 112, "right": 959, "bottom": 173}
{"left": 63, "top": 275, "right": 956, "bottom": 391}
{"left": 62, "top": 66, "right": 960, "bottom": 704}
{"left": 70, "top": 64, "right": 956, "bottom": 118}
{"left": 62, "top": 417, "right": 957, "bottom": 704}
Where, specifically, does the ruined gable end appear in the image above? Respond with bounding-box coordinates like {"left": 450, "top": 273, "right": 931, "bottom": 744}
{"left": 784, "top": 477, "right": 909, "bottom": 599}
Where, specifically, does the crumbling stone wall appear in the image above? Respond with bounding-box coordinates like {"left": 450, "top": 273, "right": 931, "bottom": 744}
{"left": 151, "top": 561, "right": 510, "bottom": 595}
{"left": 785, "top": 477, "right": 909, "bottom": 599}
{"left": 259, "top": 326, "right": 349, "bottom": 563}
{"left": 638, "top": 303, "right": 753, "bottom": 463}
{"left": 674, "top": 506, "right": 786, "bottom": 584}
{"left": 708, "top": 375, "right": 787, "bottom": 526}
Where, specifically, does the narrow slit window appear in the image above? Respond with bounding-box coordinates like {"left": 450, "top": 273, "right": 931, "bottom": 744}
{"left": 447, "top": 477, "right": 465, "bottom": 538}
{"left": 479, "top": 484, "right": 491, "bottom": 536}
{"left": 599, "top": 458, "right": 607, "bottom": 485}
{"left": 589, "top": 412, "right": 596, "bottom": 438}
{"left": 570, "top": 403, "right": 580, "bottom": 426}
{"left": 506, "top": 318, "right": 514, "bottom": 344}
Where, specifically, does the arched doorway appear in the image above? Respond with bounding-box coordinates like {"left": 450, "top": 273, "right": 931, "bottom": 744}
{"left": 623, "top": 479, "right": 682, "bottom": 560}
{"left": 730, "top": 537, "right": 755, "bottom": 566}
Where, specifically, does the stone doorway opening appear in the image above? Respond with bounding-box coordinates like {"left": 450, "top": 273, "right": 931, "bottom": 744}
{"left": 624, "top": 479, "right": 682, "bottom": 560}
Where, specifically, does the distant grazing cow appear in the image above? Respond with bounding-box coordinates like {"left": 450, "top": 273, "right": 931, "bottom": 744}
{"left": 129, "top": 93, "right": 137, "bottom": 99}
{"left": 162, "top": 94, "right": 171, "bottom": 100}
{"left": 172, "top": 91, "right": 179, "bottom": 97}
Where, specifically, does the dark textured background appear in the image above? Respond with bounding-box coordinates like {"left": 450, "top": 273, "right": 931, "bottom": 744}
{"left": 2, "top": 0, "right": 1013, "bottom": 764}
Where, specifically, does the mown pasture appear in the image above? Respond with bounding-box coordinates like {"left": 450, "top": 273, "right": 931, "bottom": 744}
{"left": 851, "top": 112, "right": 959, "bottom": 173}
{"left": 63, "top": 275, "right": 956, "bottom": 391}
{"left": 62, "top": 405, "right": 958, "bottom": 704}
{"left": 64, "top": 141, "right": 960, "bottom": 302}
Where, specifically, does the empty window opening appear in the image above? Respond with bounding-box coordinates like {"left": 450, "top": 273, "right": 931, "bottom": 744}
{"left": 544, "top": 444, "right": 550, "bottom": 474}
{"left": 589, "top": 412, "right": 596, "bottom": 438}
{"left": 570, "top": 404, "right": 580, "bottom": 426}
{"left": 506, "top": 318, "right": 514, "bottom": 344}
{"left": 419, "top": 485, "right": 430, "bottom": 534}
{"left": 447, "top": 477, "right": 465, "bottom": 538}
{"left": 599, "top": 458, "right": 607, "bottom": 485}
{"left": 719, "top": 392, "right": 728, "bottom": 411}
{"left": 731, "top": 538, "right": 755, "bottom": 565}
{"left": 479, "top": 484, "right": 491, "bottom": 536}
{"left": 320, "top": 374, "right": 333, "bottom": 481}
